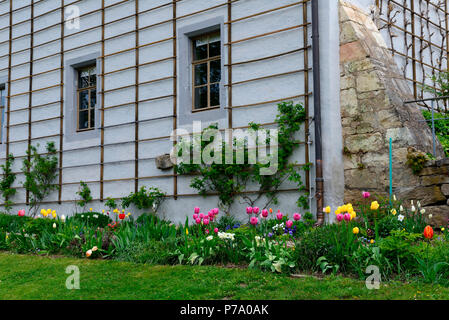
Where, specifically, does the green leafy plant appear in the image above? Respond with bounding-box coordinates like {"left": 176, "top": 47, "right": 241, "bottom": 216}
{"left": 316, "top": 256, "right": 339, "bottom": 275}
{"left": 406, "top": 147, "right": 429, "bottom": 174}
{"left": 22, "top": 142, "right": 59, "bottom": 217}
{"left": 422, "top": 110, "right": 449, "bottom": 157}
{"left": 76, "top": 181, "right": 92, "bottom": 212}
{"left": 0, "top": 154, "right": 16, "bottom": 213}
{"left": 121, "top": 186, "right": 166, "bottom": 212}
{"left": 105, "top": 197, "right": 119, "bottom": 212}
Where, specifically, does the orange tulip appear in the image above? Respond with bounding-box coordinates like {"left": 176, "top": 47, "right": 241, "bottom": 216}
{"left": 423, "top": 225, "right": 434, "bottom": 240}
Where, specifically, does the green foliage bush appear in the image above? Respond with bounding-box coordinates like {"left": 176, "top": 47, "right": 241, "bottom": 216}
{"left": 422, "top": 110, "right": 449, "bottom": 157}
{"left": 22, "top": 142, "right": 59, "bottom": 217}
{"left": 0, "top": 154, "right": 16, "bottom": 213}
{"left": 121, "top": 186, "right": 166, "bottom": 211}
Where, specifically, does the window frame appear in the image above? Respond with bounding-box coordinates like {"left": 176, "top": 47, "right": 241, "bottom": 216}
{"left": 191, "top": 31, "right": 221, "bottom": 113}
{"left": 76, "top": 65, "right": 97, "bottom": 132}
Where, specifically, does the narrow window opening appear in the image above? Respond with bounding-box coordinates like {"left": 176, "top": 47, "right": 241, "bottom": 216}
{"left": 192, "top": 31, "right": 221, "bottom": 112}
{"left": 77, "top": 65, "right": 96, "bottom": 131}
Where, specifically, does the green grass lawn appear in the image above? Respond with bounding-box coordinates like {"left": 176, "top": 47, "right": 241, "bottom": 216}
{"left": 0, "top": 252, "right": 448, "bottom": 300}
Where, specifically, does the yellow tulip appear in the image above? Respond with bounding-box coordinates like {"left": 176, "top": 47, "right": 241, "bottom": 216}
{"left": 352, "top": 227, "right": 359, "bottom": 234}
{"left": 324, "top": 206, "right": 331, "bottom": 214}
{"left": 89, "top": 208, "right": 93, "bottom": 212}
{"left": 350, "top": 211, "right": 356, "bottom": 220}
{"left": 370, "top": 201, "right": 380, "bottom": 210}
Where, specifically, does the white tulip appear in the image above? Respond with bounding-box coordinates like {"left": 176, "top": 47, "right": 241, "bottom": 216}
{"left": 420, "top": 209, "right": 426, "bottom": 214}
{"left": 411, "top": 206, "right": 416, "bottom": 212}
{"left": 400, "top": 205, "right": 404, "bottom": 212}
{"left": 52, "top": 223, "right": 56, "bottom": 229}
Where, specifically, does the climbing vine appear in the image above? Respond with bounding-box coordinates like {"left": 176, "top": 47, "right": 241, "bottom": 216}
{"left": 0, "top": 154, "right": 16, "bottom": 213}
{"left": 22, "top": 142, "right": 59, "bottom": 217}
{"left": 175, "top": 101, "right": 310, "bottom": 214}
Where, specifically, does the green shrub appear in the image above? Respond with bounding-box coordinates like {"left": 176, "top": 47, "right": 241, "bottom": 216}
{"left": 22, "top": 142, "right": 59, "bottom": 217}
{"left": 121, "top": 186, "right": 166, "bottom": 211}
{"left": 422, "top": 110, "right": 449, "bottom": 157}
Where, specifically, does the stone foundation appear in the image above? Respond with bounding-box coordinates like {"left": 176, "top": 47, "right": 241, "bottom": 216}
{"left": 406, "top": 158, "right": 449, "bottom": 227}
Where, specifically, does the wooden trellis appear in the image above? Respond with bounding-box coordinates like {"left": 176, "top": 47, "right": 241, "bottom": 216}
{"left": 374, "top": 0, "right": 449, "bottom": 112}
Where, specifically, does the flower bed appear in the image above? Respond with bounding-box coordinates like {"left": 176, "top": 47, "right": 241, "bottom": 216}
{"left": 1, "top": 194, "right": 449, "bottom": 284}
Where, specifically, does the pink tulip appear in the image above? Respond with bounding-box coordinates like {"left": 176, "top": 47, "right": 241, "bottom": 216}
{"left": 208, "top": 211, "right": 214, "bottom": 218}
{"left": 203, "top": 219, "right": 209, "bottom": 226}
{"left": 344, "top": 213, "right": 351, "bottom": 222}
{"left": 193, "top": 214, "right": 198, "bottom": 220}
{"left": 253, "top": 207, "right": 260, "bottom": 214}
{"left": 205, "top": 229, "right": 209, "bottom": 234}
{"left": 194, "top": 207, "right": 200, "bottom": 214}
{"left": 214, "top": 228, "right": 218, "bottom": 233}
{"left": 213, "top": 208, "right": 219, "bottom": 215}
{"left": 286, "top": 220, "right": 293, "bottom": 228}
{"left": 362, "top": 191, "right": 370, "bottom": 199}
{"left": 246, "top": 207, "right": 253, "bottom": 214}
{"left": 336, "top": 214, "right": 343, "bottom": 222}
{"left": 250, "top": 217, "right": 258, "bottom": 226}
{"left": 276, "top": 211, "right": 283, "bottom": 220}
{"left": 195, "top": 218, "right": 201, "bottom": 224}
{"left": 293, "top": 213, "right": 301, "bottom": 221}
{"left": 209, "top": 215, "right": 214, "bottom": 222}
{"left": 18, "top": 209, "right": 25, "bottom": 217}
{"left": 262, "top": 209, "right": 269, "bottom": 218}
{"left": 199, "top": 213, "right": 204, "bottom": 219}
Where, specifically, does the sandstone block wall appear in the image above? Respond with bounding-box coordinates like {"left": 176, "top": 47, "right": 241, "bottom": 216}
{"left": 339, "top": 1, "right": 445, "bottom": 205}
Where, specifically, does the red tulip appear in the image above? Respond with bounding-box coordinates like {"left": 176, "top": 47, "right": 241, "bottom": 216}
{"left": 18, "top": 209, "right": 25, "bottom": 217}
{"left": 119, "top": 213, "right": 125, "bottom": 220}
{"left": 424, "top": 225, "right": 434, "bottom": 239}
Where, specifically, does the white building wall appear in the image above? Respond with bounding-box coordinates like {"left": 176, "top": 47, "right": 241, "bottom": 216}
{"left": 0, "top": 0, "right": 322, "bottom": 223}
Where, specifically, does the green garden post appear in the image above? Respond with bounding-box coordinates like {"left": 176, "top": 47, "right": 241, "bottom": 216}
{"left": 389, "top": 138, "right": 393, "bottom": 207}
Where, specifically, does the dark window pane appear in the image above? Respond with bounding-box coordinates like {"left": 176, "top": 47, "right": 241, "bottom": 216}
{"left": 210, "top": 59, "right": 221, "bottom": 83}
{"left": 79, "top": 90, "right": 89, "bottom": 110}
{"left": 79, "top": 69, "right": 90, "bottom": 88}
{"left": 210, "top": 83, "right": 220, "bottom": 107}
{"left": 79, "top": 110, "right": 89, "bottom": 130}
{"left": 194, "top": 63, "right": 208, "bottom": 86}
{"left": 90, "top": 74, "right": 96, "bottom": 87}
{"left": 90, "top": 89, "right": 97, "bottom": 109}
{"left": 90, "top": 108, "right": 95, "bottom": 128}
{"left": 194, "top": 86, "right": 207, "bottom": 110}
{"left": 209, "top": 41, "right": 221, "bottom": 57}
{"left": 194, "top": 41, "right": 207, "bottom": 60}
{"left": 0, "top": 89, "right": 5, "bottom": 107}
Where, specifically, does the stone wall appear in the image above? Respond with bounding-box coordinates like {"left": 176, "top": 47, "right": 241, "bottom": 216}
{"left": 339, "top": 1, "right": 445, "bottom": 206}
{"left": 412, "top": 159, "right": 449, "bottom": 227}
